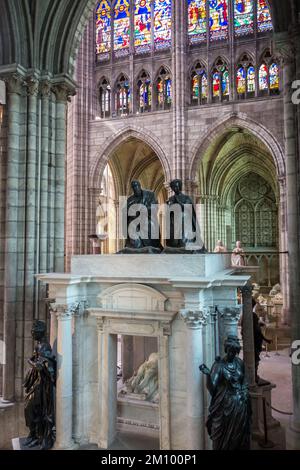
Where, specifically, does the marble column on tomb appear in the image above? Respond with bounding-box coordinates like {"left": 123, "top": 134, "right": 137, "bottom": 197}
{"left": 181, "top": 309, "right": 208, "bottom": 450}
{"left": 2, "top": 74, "right": 24, "bottom": 402}
{"left": 53, "top": 302, "right": 79, "bottom": 450}
{"left": 275, "top": 30, "right": 300, "bottom": 450}
{"left": 96, "top": 319, "right": 118, "bottom": 449}
{"left": 218, "top": 307, "right": 241, "bottom": 356}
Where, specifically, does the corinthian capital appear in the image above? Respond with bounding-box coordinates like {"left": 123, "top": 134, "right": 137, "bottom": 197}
{"left": 218, "top": 307, "right": 241, "bottom": 323}
{"left": 52, "top": 83, "right": 75, "bottom": 103}
{"left": 27, "top": 77, "right": 39, "bottom": 96}
{"left": 180, "top": 309, "right": 208, "bottom": 329}
{"left": 4, "top": 74, "right": 25, "bottom": 95}
{"left": 49, "top": 301, "right": 80, "bottom": 320}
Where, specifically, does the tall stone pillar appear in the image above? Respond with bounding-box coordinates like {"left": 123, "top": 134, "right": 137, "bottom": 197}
{"left": 172, "top": 0, "right": 186, "bottom": 181}
{"left": 275, "top": 31, "right": 300, "bottom": 450}
{"left": 2, "top": 74, "right": 24, "bottom": 402}
{"left": 53, "top": 303, "right": 79, "bottom": 450}
{"left": 181, "top": 309, "right": 208, "bottom": 450}
{"left": 53, "top": 84, "right": 74, "bottom": 273}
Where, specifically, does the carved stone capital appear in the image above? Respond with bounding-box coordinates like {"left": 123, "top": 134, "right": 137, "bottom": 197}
{"left": 27, "top": 77, "right": 39, "bottom": 96}
{"left": 52, "top": 83, "right": 75, "bottom": 103}
{"left": 160, "top": 321, "right": 172, "bottom": 336}
{"left": 180, "top": 309, "right": 208, "bottom": 329}
{"left": 219, "top": 307, "right": 241, "bottom": 323}
{"left": 96, "top": 317, "right": 105, "bottom": 332}
{"left": 40, "top": 81, "right": 52, "bottom": 99}
{"left": 49, "top": 301, "right": 80, "bottom": 321}
{"left": 4, "top": 74, "right": 25, "bottom": 95}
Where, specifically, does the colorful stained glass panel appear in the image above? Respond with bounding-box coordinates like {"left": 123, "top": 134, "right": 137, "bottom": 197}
{"left": 247, "top": 66, "right": 255, "bottom": 92}
{"left": 192, "top": 74, "right": 199, "bottom": 101}
{"left": 213, "top": 72, "right": 220, "bottom": 97}
{"left": 188, "top": 0, "right": 207, "bottom": 44}
{"left": 222, "top": 70, "right": 229, "bottom": 96}
{"left": 134, "top": 0, "right": 152, "bottom": 54}
{"left": 237, "top": 66, "right": 246, "bottom": 94}
{"left": 154, "top": 0, "right": 172, "bottom": 50}
{"left": 209, "top": 0, "right": 229, "bottom": 41}
{"left": 257, "top": 0, "right": 273, "bottom": 33}
{"left": 96, "top": 1, "right": 112, "bottom": 59}
{"left": 201, "top": 73, "right": 208, "bottom": 99}
{"left": 259, "top": 63, "right": 268, "bottom": 90}
{"left": 234, "top": 0, "right": 254, "bottom": 36}
{"left": 269, "top": 63, "right": 279, "bottom": 90}
{"left": 114, "top": 0, "right": 130, "bottom": 56}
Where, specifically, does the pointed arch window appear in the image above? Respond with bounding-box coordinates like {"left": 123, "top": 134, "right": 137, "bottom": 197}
{"left": 258, "top": 51, "right": 280, "bottom": 96}
{"left": 114, "top": 0, "right": 131, "bottom": 57}
{"left": 212, "top": 59, "right": 229, "bottom": 101}
{"left": 236, "top": 54, "right": 255, "bottom": 99}
{"left": 154, "top": 0, "right": 172, "bottom": 50}
{"left": 115, "top": 75, "right": 131, "bottom": 115}
{"left": 257, "top": 0, "right": 273, "bottom": 33}
{"left": 234, "top": 0, "right": 254, "bottom": 37}
{"left": 134, "top": 0, "right": 152, "bottom": 54}
{"left": 99, "top": 78, "right": 111, "bottom": 117}
{"left": 137, "top": 70, "right": 152, "bottom": 112}
{"left": 96, "top": 1, "right": 112, "bottom": 61}
{"left": 191, "top": 62, "right": 208, "bottom": 105}
{"left": 156, "top": 67, "right": 172, "bottom": 110}
{"left": 188, "top": 0, "right": 207, "bottom": 45}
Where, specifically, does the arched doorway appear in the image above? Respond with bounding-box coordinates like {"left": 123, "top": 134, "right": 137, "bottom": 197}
{"left": 96, "top": 137, "right": 167, "bottom": 254}
{"left": 195, "top": 126, "right": 282, "bottom": 291}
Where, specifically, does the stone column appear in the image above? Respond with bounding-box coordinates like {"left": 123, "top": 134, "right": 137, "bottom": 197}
{"left": 172, "top": 0, "right": 186, "bottom": 180}
{"left": 53, "top": 303, "right": 79, "bottom": 450}
{"left": 2, "top": 74, "right": 24, "bottom": 402}
{"left": 52, "top": 84, "right": 74, "bottom": 272}
{"left": 96, "top": 318, "right": 117, "bottom": 449}
{"left": 241, "top": 284, "right": 256, "bottom": 387}
{"left": 158, "top": 322, "right": 171, "bottom": 450}
{"left": 181, "top": 309, "right": 208, "bottom": 450}
{"left": 276, "top": 31, "right": 300, "bottom": 450}
{"left": 219, "top": 307, "right": 241, "bottom": 355}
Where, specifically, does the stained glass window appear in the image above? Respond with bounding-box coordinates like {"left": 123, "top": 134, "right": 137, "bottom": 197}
{"left": 154, "top": 0, "right": 172, "bottom": 50}
{"left": 99, "top": 78, "right": 111, "bottom": 117}
{"left": 209, "top": 0, "right": 229, "bottom": 41}
{"left": 247, "top": 65, "right": 255, "bottom": 92}
{"left": 237, "top": 67, "right": 246, "bottom": 94}
{"left": 222, "top": 69, "right": 229, "bottom": 97}
{"left": 191, "top": 63, "right": 208, "bottom": 105}
{"left": 188, "top": 0, "right": 207, "bottom": 44}
{"left": 212, "top": 71, "right": 220, "bottom": 97}
{"left": 137, "top": 71, "right": 152, "bottom": 112}
{"left": 257, "top": 0, "right": 273, "bottom": 33}
{"left": 115, "top": 75, "right": 130, "bottom": 115}
{"left": 156, "top": 68, "right": 172, "bottom": 109}
{"left": 202, "top": 73, "right": 208, "bottom": 99}
{"left": 96, "top": 1, "right": 112, "bottom": 61}
{"left": 269, "top": 63, "right": 279, "bottom": 91}
{"left": 114, "top": 0, "right": 130, "bottom": 56}
{"left": 234, "top": 0, "right": 254, "bottom": 36}
{"left": 134, "top": 0, "right": 152, "bottom": 54}
{"left": 259, "top": 63, "right": 268, "bottom": 91}
{"left": 192, "top": 74, "right": 200, "bottom": 101}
